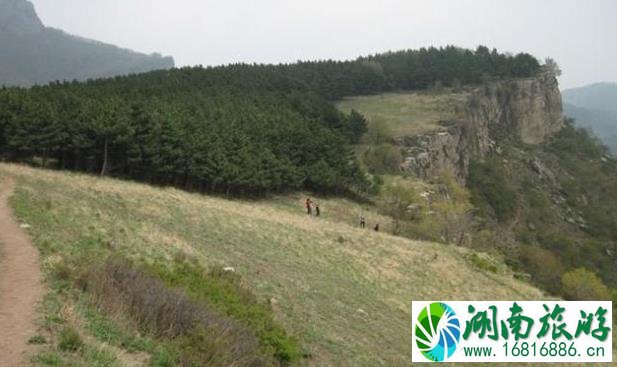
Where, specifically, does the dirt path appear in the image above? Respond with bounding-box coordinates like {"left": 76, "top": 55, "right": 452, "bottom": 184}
{"left": 0, "top": 178, "right": 44, "bottom": 366}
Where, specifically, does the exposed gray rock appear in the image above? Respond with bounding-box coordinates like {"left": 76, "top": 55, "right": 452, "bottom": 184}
{"left": 529, "top": 157, "right": 557, "bottom": 185}
{"left": 471, "top": 72, "right": 564, "bottom": 145}
{"left": 400, "top": 73, "right": 564, "bottom": 181}
{"left": 578, "top": 194, "right": 589, "bottom": 206}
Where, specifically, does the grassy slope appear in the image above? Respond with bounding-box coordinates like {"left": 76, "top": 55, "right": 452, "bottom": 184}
{"left": 336, "top": 91, "right": 468, "bottom": 138}
{"left": 0, "top": 163, "right": 554, "bottom": 366}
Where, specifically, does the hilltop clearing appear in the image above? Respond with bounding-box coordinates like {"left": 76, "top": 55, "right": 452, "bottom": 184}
{"left": 337, "top": 90, "right": 469, "bottom": 138}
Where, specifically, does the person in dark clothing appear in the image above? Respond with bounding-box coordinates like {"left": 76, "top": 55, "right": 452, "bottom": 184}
{"left": 306, "top": 198, "right": 312, "bottom": 215}
{"left": 374, "top": 223, "right": 380, "bottom": 232}
{"left": 360, "top": 215, "right": 366, "bottom": 228}
{"left": 315, "top": 203, "right": 320, "bottom": 217}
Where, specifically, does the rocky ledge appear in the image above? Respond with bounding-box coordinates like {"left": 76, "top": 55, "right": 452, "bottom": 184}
{"left": 400, "top": 72, "right": 564, "bottom": 181}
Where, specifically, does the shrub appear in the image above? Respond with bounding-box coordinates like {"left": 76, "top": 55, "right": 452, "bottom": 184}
{"left": 519, "top": 245, "right": 565, "bottom": 294}
{"left": 472, "top": 229, "right": 496, "bottom": 251}
{"left": 468, "top": 157, "right": 518, "bottom": 222}
{"left": 379, "top": 173, "right": 472, "bottom": 244}
{"left": 364, "top": 120, "right": 393, "bottom": 145}
{"left": 429, "top": 172, "right": 473, "bottom": 244}
{"left": 51, "top": 258, "right": 73, "bottom": 282}
{"left": 86, "top": 259, "right": 265, "bottom": 366}
{"left": 378, "top": 178, "right": 421, "bottom": 221}
{"left": 363, "top": 144, "right": 402, "bottom": 174}
{"left": 468, "top": 253, "right": 499, "bottom": 273}
{"left": 58, "top": 327, "right": 83, "bottom": 352}
{"left": 561, "top": 268, "right": 611, "bottom": 301}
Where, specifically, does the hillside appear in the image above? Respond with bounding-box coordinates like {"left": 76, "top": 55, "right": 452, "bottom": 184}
{"left": 335, "top": 74, "right": 617, "bottom": 291}
{"left": 563, "top": 103, "right": 617, "bottom": 154}
{"left": 0, "top": 0, "right": 174, "bottom": 86}
{"left": 0, "top": 163, "right": 552, "bottom": 366}
{"left": 562, "top": 83, "right": 617, "bottom": 154}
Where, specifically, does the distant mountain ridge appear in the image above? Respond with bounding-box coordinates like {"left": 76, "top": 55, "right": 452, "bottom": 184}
{"left": 562, "top": 82, "right": 617, "bottom": 154}
{"left": 0, "top": 0, "right": 42, "bottom": 35}
{"left": 563, "top": 82, "right": 617, "bottom": 114}
{"left": 0, "top": 0, "right": 174, "bottom": 86}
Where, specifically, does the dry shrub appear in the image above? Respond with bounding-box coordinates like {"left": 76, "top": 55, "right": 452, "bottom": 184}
{"left": 86, "top": 259, "right": 265, "bottom": 367}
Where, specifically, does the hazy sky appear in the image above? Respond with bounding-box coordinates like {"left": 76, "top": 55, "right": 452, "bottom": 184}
{"left": 30, "top": 0, "right": 616, "bottom": 89}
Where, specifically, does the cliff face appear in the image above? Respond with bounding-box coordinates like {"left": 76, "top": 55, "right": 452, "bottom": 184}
{"left": 400, "top": 73, "right": 564, "bottom": 181}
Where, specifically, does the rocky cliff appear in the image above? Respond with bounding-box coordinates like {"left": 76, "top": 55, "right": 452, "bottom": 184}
{"left": 400, "top": 72, "right": 564, "bottom": 181}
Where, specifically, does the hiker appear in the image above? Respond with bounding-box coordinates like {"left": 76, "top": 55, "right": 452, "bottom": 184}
{"left": 315, "top": 203, "right": 320, "bottom": 217}
{"left": 305, "top": 198, "right": 312, "bottom": 215}
{"left": 374, "top": 223, "right": 380, "bottom": 232}
{"left": 360, "top": 215, "right": 366, "bottom": 228}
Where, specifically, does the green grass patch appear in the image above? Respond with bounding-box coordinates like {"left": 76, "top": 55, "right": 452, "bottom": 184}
{"left": 467, "top": 253, "right": 499, "bottom": 274}
{"left": 58, "top": 327, "right": 83, "bottom": 352}
{"left": 80, "top": 303, "right": 154, "bottom": 353}
{"left": 32, "top": 351, "right": 62, "bottom": 366}
{"left": 28, "top": 335, "right": 47, "bottom": 345}
{"left": 337, "top": 91, "right": 468, "bottom": 138}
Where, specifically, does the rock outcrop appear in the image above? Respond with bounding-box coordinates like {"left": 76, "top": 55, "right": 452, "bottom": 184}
{"left": 400, "top": 73, "right": 564, "bottom": 181}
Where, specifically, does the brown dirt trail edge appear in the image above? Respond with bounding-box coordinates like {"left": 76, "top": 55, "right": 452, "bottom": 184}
{"left": 0, "top": 179, "right": 44, "bottom": 366}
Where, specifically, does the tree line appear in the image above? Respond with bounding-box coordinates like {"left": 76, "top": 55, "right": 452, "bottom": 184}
{"left": 0, "top": 46, "right": 541, "bottom": 195}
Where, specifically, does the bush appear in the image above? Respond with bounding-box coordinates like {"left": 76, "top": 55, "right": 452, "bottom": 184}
{"left": 379, "top": 173, "right": 472, "bottom": 244}
{"left": 429, "top": 172, "right": 473, "bottom": 244}
{"left": 86, "top": 259, "right": 265, "bottom": 366}
{"left": 364, "top": 120, "right": 393, "bottom": 145}
{"left": 468, "top": 157, "right": 518, "bottom": 222}
{"left": 468, "top": 253, "right": 499, "bottom": 273}
{"left": 363, "top": 144, "right": 402, "bottom": 174}
{"left": 561, "top": 268, "right": 611, "bottom": 301}
{"left": 519, "top": 245, "right": 565, "bottom": 294}
{"left": 471, "top": 229, "right": 496, "bottom": 251}
{"left": 58, "top": 327, "right": 83, "bottom": 352}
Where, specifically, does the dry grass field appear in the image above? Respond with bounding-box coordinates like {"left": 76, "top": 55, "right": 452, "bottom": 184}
{"left": 2, "top": 163, "right": 613, "bottom": 366}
